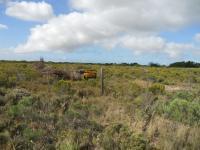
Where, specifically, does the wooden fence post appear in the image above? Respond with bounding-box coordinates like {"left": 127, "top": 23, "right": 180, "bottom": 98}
{"left": 100, "top": 67, "right": 104, "bottom": 96}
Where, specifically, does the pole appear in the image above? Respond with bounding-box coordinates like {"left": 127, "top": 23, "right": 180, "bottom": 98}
{"left": 100, "top": 67, "right": 104, "bottom": 96}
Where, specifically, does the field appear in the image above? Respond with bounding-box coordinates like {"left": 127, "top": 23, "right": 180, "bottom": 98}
{"left": 0, "top": 61, "right": 200, "bottom": 150}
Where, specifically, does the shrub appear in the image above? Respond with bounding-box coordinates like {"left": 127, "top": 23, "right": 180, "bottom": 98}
{"left": 70, "top": 101, "right": 90, "bottom": 117}
{"left": 0, "top": 95, "right": 6, "bottom": 106}
{"left": 129, "top": 82, "right": 143, "bottom": 98}
{"left": 0, "top": 119, "right": 9, "bottom": 132}
{"left": 164, "top": 98, "right": 200, "bottom": 125}
{"left": 0, "top": 87, "right": 6, "bottom": 96}
{"left": 18, "top": 96, "right": 33, "bottom": 106}
{"left": 0, "top": 73, "right": 8, "bottom": 87}
{"left": 76, "top": 88, "right": 96, "bottom": 98}
{"left": 0, "top": 72, "right": 17, "bottom": 88}
{"left": 5, "top": 88, "right": 31, "bottom": 105}
{"left": 8, "top": 97, "right": 33, "bottom": 118}
{"left": 0, "top": 131, "right": 10, "bottom": 145}
{"left": 149, "top": 83, "right": 165, "bottom": 94}
{"left": 97, "top": 124, "right": 149, "bottom": 150}
{"left": 173, "top": 91, "right": 195, "bottom": 101}
{"left": 23, "top": 128, "right": 45, "bottom": 141}
{"left": 133, "top": 96, "right": 143, "bottom": 107}
{"left": 53, "top": 80, "right": 71, "bottom": 94}
{"left": 8, "top": 76, "right": 17, "bottom": 87}
{"left": 13, "top": 138, "right": 34, "bottom": 150}
{"left": 56, "top": 129, "right": 93, "bottom": 150}
{"left": 8, "top": 104, "right": 25, "bottom": 118}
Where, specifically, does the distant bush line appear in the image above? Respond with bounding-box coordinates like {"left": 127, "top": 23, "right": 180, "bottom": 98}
{"left": 0, "top": 60, "right": 199, "bottom": 68}
{"left": 168, "top": 61, "right": 200, "bottom": 68}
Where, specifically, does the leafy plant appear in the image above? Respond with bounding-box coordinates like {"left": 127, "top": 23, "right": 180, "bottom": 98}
{"left": 149, "top": 83, "right": 165, "bottom": 94}
{"left": 53, "top": 80, "right": 72, "bottom": 94}
{"left": 0, "top": 131, "right": 10, "bottom": 145}
{"left": 23, "top": 128, "right": 45, "bottom": 141}
{"left": 164, "top": 98, "right": 200, "bottom": 125}
{"left": 8, "top": 97, "right": 33, "bottom": 118}
{"left": 97, "top": 124, "right": 149, "bottom": 150}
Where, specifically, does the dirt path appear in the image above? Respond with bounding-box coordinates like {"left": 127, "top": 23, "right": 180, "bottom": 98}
{"left": 135, "top": 79, "right": 192, "bottom": 92}
{"left": 165, "top": 83, "right": 194, "bottom": 92}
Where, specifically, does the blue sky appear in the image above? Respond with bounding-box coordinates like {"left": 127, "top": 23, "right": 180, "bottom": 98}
{"left": 0, "top": 0, "right": 200, "bottom": 64}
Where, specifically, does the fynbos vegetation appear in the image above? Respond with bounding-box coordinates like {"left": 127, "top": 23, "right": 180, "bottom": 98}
{"left": 0, "top": 61, "right": 200, "bottom": 150}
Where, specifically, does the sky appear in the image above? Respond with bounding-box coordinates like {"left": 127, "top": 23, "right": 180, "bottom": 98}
{"left": 0, "top": 0, "right": 200, "bottom": 64}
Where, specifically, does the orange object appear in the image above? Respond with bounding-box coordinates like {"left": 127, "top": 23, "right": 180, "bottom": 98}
{"left": 83, "top": 70, "right": 97, "bottom": 79}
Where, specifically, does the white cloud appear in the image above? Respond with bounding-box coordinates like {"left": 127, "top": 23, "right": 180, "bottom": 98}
{"left": 14, "top": 0, "right": 200, "bottom": 58}
{"left": 0, "top": 24, "right": 8, "bottom": 29}
{"left": 121, "top": 36, "right": 166, "bottom": 53}
{"left": 119, "top": 35, "right": 194, "bottom": 57}
{"left": 15, "top": 12, "right": 121, "bottom": 53}
{"left": 194, "top": 33, "right": 200, "bottom": 42}
{"left": 5, "top": 1, "right": 54, "bottom": 22}
{"left": 71, "top": 0, "right": 200, "bottom": 31}
{"left": 164, "top": 43, "right": 194, "bottom": 58}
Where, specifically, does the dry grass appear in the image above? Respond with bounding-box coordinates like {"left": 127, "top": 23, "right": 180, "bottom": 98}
{"left": 146, "top": 116, "right": 200, "bottom": 150}
{"left": 0, "top": 62, "right": 200, "bottom": 149}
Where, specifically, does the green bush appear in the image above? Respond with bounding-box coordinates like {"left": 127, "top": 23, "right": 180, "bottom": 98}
{"left": 18, "top": 96, "right": 33, "bottom": 106}
{"left": 0, "top": 95, "right": 6, "bottom": 106}
{"left": 8, "top": 76, "right": 17, "bottom": 87}
{"left": 0, "top": 119, "right": 9, "bottom": 132}
{"left": 173, "top": 91, "right": 195, "bottom": 101}
{"left": 5, "top": 88, "right": 31, "bottom": 105}
{"left": 0, "top": 87, "right": 6, "bottom": 96}
{"left": 129, "top": 82, "right": 143, "bottom": 98}
{"left": 133, "top": 96, "right": 143, "bottom": 107}
{"left": 0, "top": 131, "right": 10, "bottom": 145}
{"left": 97, "top": 124, "right": 149, "bottom": 150}
{"left": 23, "top": 128, "right": 45, "bottom": 141}
{"left": 164, "top": 98, "right": 200, "bottom": 125}
{"left": 53, "top": 80, "right": 71, "bottom": 94}
{"left": 56, "top": 129, "right": 96, "bottom": 150}
{"left": 149, "top": 83, "right": 165, "bottom": 94}
{"left": 8, "top": 97, "right": 33, "bottom": 118}
{"left": 8, "top": 104, "right": 26, "bottom": 118}
{"left": 0, "top": 73, "right": 8, "bottom": 87}
{"left": 0, "top": 72, "right": 17, "bottom": 88}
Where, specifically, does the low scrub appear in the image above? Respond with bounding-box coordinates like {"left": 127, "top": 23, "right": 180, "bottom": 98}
{"left": 97, "top": 124, "right": 150, "bottom": 150}
{"left": 163, "top": 98, "right": 200, "bottom": 125}
{"left": 149, "top": 83, "right": 165, "bottom": 94}
{"left": 53, "top": 80, "right": 72, "bottom": 94}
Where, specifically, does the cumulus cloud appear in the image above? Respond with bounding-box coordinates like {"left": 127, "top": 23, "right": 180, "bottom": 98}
{"left": 15, "top": 12, "right": 120, "bottom": 53}
{"left": 0, "top": 24, "right": 8, "bottom": 29}
{"left": 14, "top": 0, "right": 200, "bottom": 57}
{"left": 118, "top": 36, "right": 195, "bottom": 57}
{"left": 164, "top": 43, "right": 194, "bottom": 58}
{"left": 6, "top": 1, "right": 54, "bottom": 22}
{"left": 194, "top": 33, "right": 200, "bottom": 42}
{"left": 71, "top": 0, "right": 200, "bottom": 31}
{"left": 121, "top": 36, "right": 166, "bottom": 53}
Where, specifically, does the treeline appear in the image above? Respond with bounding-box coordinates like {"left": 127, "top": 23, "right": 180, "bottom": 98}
{"left": 107, "top": 61, "right": 200, "bottom": 68}
{"left": 0, "top": 60, "right": 199, "bottom": 68}
{"left": 148, "top": 61, "right": 200, "bottom": 68}
{"left": 168, "top": 61, "right": 200, "bottom": 68}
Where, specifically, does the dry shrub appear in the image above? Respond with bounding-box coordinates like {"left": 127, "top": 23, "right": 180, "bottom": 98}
{"left": 146, "top": 116, "right": 200, "bottom": 150}
{"left": 5, "top": 88, "right": 31, "bottom": 105}
{"left": 96, "top": 124, "right": 150, "bottom": 150}
{"left": 149, "top": 83, "right": 165, "bottom": 94}
{"left": 0, "top": 131, "right": 11, "bottom": 149}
